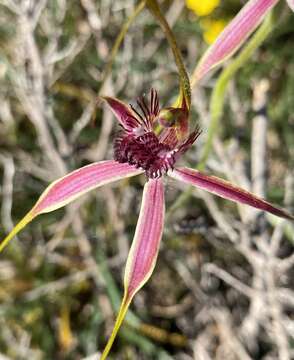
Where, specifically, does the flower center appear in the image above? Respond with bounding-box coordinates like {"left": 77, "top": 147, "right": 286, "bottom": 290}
{"left": 114, "top": 132, "right": 176, "bottom": 179}
{"left": 112, "top": 89, "right": 202, "bottom": 179}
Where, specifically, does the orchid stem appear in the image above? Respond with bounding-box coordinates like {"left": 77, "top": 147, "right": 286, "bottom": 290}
{"left": 98, "top": 253, "right": 172, "bottom": 358}
{"left": 197, "top": 11, "right": 276, "bottom": 172}
{"left": 146, "top": 0, "right": 191, "bottom": 110}
{"left": 100, "top": 295, "right": 131, "bottom": 360}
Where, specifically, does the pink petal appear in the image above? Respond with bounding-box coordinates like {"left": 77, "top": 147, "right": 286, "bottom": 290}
{"left": 124, "top": 178, "right": 165, "bottom": 298}
{"left": 286, "top": 0, "right": 294, "bottom": 11}
{"left": 169, "top": 167, "right": 294, "bottom": 220}
{"left": 34, "top": 160, "right": 142, "bottom": 214}
{"left": 193, "top": 0, "right": 279, "bottom": 82}
{"left": 101, "top": 96, "right": 140, "bottom": 131}
{"left": 0, "top": 161, "right": 142, "bottom": 253}
{"left": 100, "top": 178, "right": 165, "bottom": 358}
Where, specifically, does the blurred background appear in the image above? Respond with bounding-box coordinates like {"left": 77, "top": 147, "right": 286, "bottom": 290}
{"left": 0, "top": 0, "right": 294, "bottom": 359}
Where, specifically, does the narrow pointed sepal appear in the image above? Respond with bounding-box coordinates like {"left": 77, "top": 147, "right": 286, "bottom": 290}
{"left": 193, "top": 0, "right": 279, "bottom": 82}
{"left": 100, "top": 96, "right": 141, "bottom": 131}
{"left": 0, "top": 161, "right": 143, "bottom": 253}
{"left": 101, "top": 178, "right": 165, "bottom": 358}
{"left": 124, "top": 178, "right": 165, "bottom": 297}
{"left": 169, "top": 167, "right": 294, "bottom": 221}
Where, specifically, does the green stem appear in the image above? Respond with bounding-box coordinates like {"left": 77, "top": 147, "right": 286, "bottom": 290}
{"left": 267, "top": 214, "right": 294, "bottom": 244}
{"left": 97, "top": 252, "right": 173, "bottom": 358}
{"left": 146, "top": 0, "right": 191, "bottom": 109}
{"left": 166, "top": 186, "right": 193, "bottom": 221}
{"left": 198, "top": 11, "right": 276, "bottom": 172}
{"left": 99, "top": 0, "right": 146, "bottom": 93}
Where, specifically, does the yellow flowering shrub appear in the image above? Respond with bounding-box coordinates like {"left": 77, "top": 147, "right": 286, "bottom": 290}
{"left": 185, "top": 0, "right": 221, "bottom": 17}
{"left": 200, "top": 18, "right": 228, "bottom": 44}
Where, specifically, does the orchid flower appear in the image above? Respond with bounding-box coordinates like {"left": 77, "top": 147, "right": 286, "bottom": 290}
{"left": 1, "top": 89, "right": 293, "bottom": 358}
{"left": 192, "top": 0, "right": 294, "bottom": 84}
